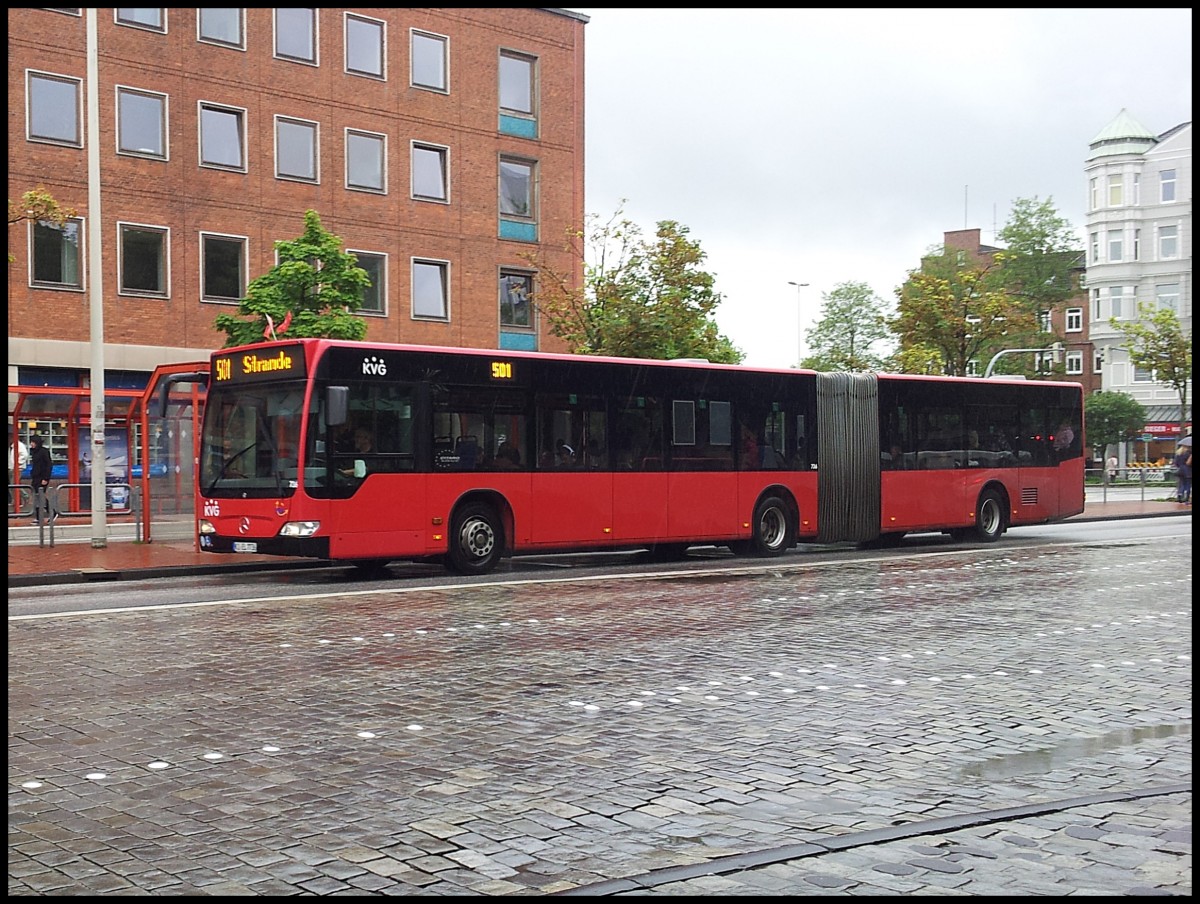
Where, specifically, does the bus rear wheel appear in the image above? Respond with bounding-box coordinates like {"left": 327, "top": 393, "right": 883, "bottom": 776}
{"left": 954, "top": 489, "right": 1005, "bottom": 543}
{"left": 737, "top": 494, "right": 794, "bottom": 558}
{"left": 447, "top": 502, "right": 504, "bottom": 574}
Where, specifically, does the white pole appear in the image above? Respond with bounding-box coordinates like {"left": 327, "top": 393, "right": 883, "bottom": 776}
{"left": 86, "top": 8, "right": 107, "bottom": 547}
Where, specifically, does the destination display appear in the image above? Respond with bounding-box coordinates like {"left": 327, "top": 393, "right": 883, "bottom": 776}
{"left": 212, "top": 345, "right": 307, "bottom": 383}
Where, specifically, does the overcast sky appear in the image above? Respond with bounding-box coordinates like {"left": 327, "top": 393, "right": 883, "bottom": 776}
{"left": 571, "top": 8, "right": 1193, "bottom": 367}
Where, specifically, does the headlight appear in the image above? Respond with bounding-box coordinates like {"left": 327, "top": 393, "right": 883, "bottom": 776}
{"left": 279, "top": 521, "right": 321, "bottom": 537}
{"left": 198, "top": 519, "right": 215, "bottom": 535}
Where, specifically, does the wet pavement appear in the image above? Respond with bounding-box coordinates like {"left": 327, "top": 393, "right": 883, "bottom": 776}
{"left": 8, "top": 527, "right": 1192, "bottom": 895}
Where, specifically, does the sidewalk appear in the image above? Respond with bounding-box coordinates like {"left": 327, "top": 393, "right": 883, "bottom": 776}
{"left": 7, "top": 499, "right": 1190, "bottom": 588}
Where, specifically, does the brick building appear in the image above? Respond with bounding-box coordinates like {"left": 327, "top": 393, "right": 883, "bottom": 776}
{"left": 8, "top": 7, "right": 589, "bottom": 395}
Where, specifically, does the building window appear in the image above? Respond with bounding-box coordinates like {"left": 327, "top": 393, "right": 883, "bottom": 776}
{"left": 1093, "top": 350, "right": 1104, "bottom": 375}
{"left": 499, "top": 157, "right": 534, "bottom": 218}
{"left": 118, "top": 223, "right": 168, "bottom": 297}
{"left": 346, "top": 129, "right": 386, "bottom": 193}
{"left": 411, "top": 30, "right": 447, "bottom": 91}
{"left": 499, "top": 50, "right": 534, "bottom": 115}
{"left": 199, "top": 102, "right": 245, "bottom": 171}
{"left": 275, "top": 8, "right": 316, "bottom": 64}
{"left": 1160, "top": 168, "right": 1176, "bottom": 203}
{"left": 500, "top": 271, "right": 533, "bottom": 329}
{"left": 44, "top": 9, "right": 81, "bottom": 15}
{"left": 275, "top": 116, "right": 318, "bottom": 182}
{"left": 201, "top": 233, "right": 246, "bottom": 302}
{"left": 412, "top": 142, "right": 447, "bottom": 202}
{"left": 965, "top": 359, "right": 979, "bottom": 377}
{"left": 1107, "top": 174, "right": 1123, "bottom": 207}
{"left": 1089, "top": 177, "right": 1099, "bottom": 211}
{"left": 1091, "top": 288, "right": 1101, "bottom": 321}
{"left": 27, "top": 71, "right": 81, "bottom": 146}
{"left": 412, "top": 259, "right": 448, "bottom": 320}
{"left": 1107, "top": 228, "right": 1123, "bottom": 262}
{"left": 115, "top": 8, "right": 165, "bottom": 32}
{"left": 1158, "top": 225, "right": 1178, "bottom": 259}
{"left": 1132, "top": 173, "right": 1140, "bottom": 206}
{"left": 1133, "top": 228, "right": 1140, "bottom": 261}
{"left": 345, "top": 13, "right": 385, "bottom": 79}
{"left": 198, "top": 8, "right": 244, "bottom": 49}
{"left": 1109, "top": 286, "right": 1125, "bottom": 320}
{"left": 1133, "top": 365, "right": 1156, "bottom": 383}
{"left": 1065, "top": 308, "right": 1082, "bottom": 332}
{"left": 1065, "top": 351, "right": 1083, "bottom": 375}
{"left": 116, "top": 86, "right": 166, "bottom": 158}
{"left": 30, "top": 217, "right": 82, "bottom": 289}
{"left": 1037, "top": 311, "right": 1052, "bottom": 332}
{"left": 1089, "top": 232, "right": 1099, "bottom": 264}
{"left": 1156, "top": 283, "right": 1179, "bottom": 315}
{"left": 351, "top": 250, "right": 386, "bottom": 314}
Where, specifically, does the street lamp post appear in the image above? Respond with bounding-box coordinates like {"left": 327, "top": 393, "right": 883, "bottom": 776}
{"left": 788, "top": 280, "right": 809, "bottom": 366}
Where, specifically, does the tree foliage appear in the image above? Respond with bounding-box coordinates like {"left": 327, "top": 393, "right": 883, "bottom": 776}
{"left": 890, "top": 253, "right": 1039, "bottom": 376}
{"left": 213, "top": 210, "right": 369, "bottom": 347}
{"left": 801, "top": 281, "right": 891, "bottom": 371}
{"left": 522, "top": 206, "right": 743, "bottom": 363}
{"left": 8, "top": 186, "right": 76, "bottom": 264}
{"left": 1084, "top": 390, "right": 1147, "bottom": 457}
{"left": 993, "top": 196, "right": 1081, "bottom": 311}
{"left": 1111, "top": 303, "right": 1192, "bottom": 436}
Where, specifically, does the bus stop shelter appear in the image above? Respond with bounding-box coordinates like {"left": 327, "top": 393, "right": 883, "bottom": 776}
{"left": 9, "top": 362, "right": 209, "bottom": 543}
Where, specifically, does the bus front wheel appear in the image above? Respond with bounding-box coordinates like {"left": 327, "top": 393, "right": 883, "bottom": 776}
{"left": 737, "top": 495, "right": 795, "bottom": 558}
{"left": 447, "top": 503, "right": 504, "bottom": 574}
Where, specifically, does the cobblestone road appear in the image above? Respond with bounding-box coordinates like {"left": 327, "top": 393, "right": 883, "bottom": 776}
{"left": 9, "top": 538, "right": 1192, "bottom": 895}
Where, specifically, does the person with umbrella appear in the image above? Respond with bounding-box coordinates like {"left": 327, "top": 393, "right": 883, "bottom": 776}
{"left": 1173, "top": 434, "right": 1192, "bottom": 504}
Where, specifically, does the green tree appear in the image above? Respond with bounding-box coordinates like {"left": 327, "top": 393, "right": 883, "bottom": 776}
{"left": 8, "top": 186, "right": 76, "bottom": 264}
{"left": 1111, "top": 303, "right": 1192, "bottom": 438}
{"left": 213, "top": 210, "right": 369, "bottom": 347}
{"left": 890, "top": 252, "right": 1039, "bottom": 376}
{"left": 1084, "top": 390, "right": 1147, "bottom": 461}
{"left": 523, "top": 206, "right": 743, "bottom": 363}
{"left": 993, "top": 196, "right": 1082, "bottom": 311}
{"left": 801, "top": 281, "right": 891, "bottom": 371}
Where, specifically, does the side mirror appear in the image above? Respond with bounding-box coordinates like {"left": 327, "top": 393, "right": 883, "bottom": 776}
{"left": 326, "top": 386, "right": 349, "bottom": 427}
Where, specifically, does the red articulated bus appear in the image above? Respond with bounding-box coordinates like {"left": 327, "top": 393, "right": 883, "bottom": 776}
{"left": 197, "top": 339, "right": 1085, "bottom": 574}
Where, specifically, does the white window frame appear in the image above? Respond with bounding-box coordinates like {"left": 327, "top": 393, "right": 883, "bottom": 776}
{"left": 410, "top": 29, "right": 449, "bottom": 92}
{"left": 115, "top": 8, "right": 165, "bottom": 32}
{"left": 345, "top": 12, "right": 386, "bottom": 80}
{"left": 1107, "top": 174, "right": 1123, "bottom": 207}
{"left": 29, "top": 216, "right": 85, "bottom": 291}
{"left": 1106, "top": 228, "right": 1123, "bottom": 262}
{"left": 274, "top": 8, "right": 317, "bottom": 66}
{"left": 1108, "top": 286, "right": 1126, "bottom": 320}
{"left": 1093, "top": 351, "right": 1104, "bottom": 375}
{"left": 1156, "top": 283, "right": 1179, "bottom": 315}
{"left": 345, "top": 128, "right": 387, "bottom": 193}
{"left": 197, "top": 8, "right": 245, "bottom": 50}
{"left": 499, "top": 49, "right": 536, "bottom": 116}
{"left": 199, "top": 231, "right": 248, "bottom": 304}
{"left": 1089, "top": 177, "right": 1099, "bottom": 211}
{"left": 117, "top": 221, "right": 170, "bottom": 298}
{"left": 1065, "top": 308, "right": 1082, "bottom": 332}
{"left": 349, "top": 249, "right": 387, "bottom": 316}
{"left": 198, "top": 101, "right": 247, "bottom": 172}
{"left": 274, "top": 115, "right": 319, "bottom": 183}
{"left": 1065, "top": 351, "right": 1083, "bottom": 375}
{"left": 1160, "top": 168, "right": 1176, "bottom": 203}
{"left": 412, "top": 258, "right": 449, "bottom": 321}
{"left": 116, "top": 85, "right": 168, "bottom": 159}
{"left": 411, "top": 141, "right": 449, "bottom": 203}
{"left": 1158, "top": 224, "right": 1179, "bottom": 260}
{"left": 1089, "top": 232, "right": 1099, "bottom": 264}
{"left": 26, "top": 70, "right": 82, "bottom": 147}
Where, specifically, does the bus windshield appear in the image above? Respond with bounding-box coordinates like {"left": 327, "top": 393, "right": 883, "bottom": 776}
{"left": 199, "top": 381, "right": 308, "bottom": 497}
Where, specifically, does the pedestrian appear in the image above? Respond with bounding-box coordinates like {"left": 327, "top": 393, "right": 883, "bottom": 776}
{"left": 9, "top": 427, "right": 29, "bottom": 511}
{"left": 1106, "top": 454, "right": 1118, "bottom": 483}
{"left": 28, "top": 434, "right": 53, "bottom": 524}
{"left": 1173, "top": 445, "right": 1191, "bottom": 504}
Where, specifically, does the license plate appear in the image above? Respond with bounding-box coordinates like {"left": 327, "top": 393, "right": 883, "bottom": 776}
{"left": 232, "top": 541, "right": 258, "bottom": 553}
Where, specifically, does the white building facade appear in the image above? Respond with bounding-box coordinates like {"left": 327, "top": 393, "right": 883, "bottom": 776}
{"left": 1084, "top": 109, "right": 1192, "bottom": 452}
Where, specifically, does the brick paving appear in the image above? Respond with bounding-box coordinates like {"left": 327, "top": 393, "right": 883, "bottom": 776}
{"left": 8, "top": 524, "right": 1192, "bottom": 895}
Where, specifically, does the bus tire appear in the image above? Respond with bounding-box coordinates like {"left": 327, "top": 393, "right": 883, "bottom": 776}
{"left": 447, "top": 502, "right": 503, "bottom": 574}
{"left": 971, "top": 489, "right": 1006, "bottom": 542}
{"left": 742, "top": 494, "right": 794, "bottom": 557}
